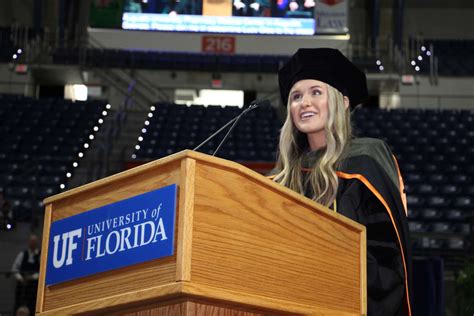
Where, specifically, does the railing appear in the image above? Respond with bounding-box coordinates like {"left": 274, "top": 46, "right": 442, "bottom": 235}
{"left": 407, "top": 36, "right": 440, "bottom": 84}
{"left": 349, "top": 33, "right": 444, "bottom": 86}
{"left": 87, "top": 35, "right": 170, "bottom": 103}
{"left": 349, "top": 34, "right": 400, "bottom": 74}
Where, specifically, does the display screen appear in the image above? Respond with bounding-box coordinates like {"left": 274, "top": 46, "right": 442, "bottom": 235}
{"left": 122, "top": 0, "right": 316, "bottom": 35}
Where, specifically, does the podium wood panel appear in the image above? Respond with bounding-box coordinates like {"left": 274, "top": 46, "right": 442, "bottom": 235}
{"left": 176, "top": 158, "right": 196, "bottom": 282}
{"left": 190, "top": 161, "right": 361, "bottom": 313}
{"left": 119, "top": 298, "right": 292, "bottom": 316}
{"left": 38, "top": 151, "right": 366, "bottom": 315}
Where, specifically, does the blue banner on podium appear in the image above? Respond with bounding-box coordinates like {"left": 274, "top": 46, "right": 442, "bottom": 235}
{"left": 46, "top": 184, "right": 177, "bottom": 286}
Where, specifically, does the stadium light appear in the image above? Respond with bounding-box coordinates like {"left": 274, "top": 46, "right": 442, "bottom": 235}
{"left": 411, "top": 60, "right": 416, "bottom": 66}
{"left": 93, "top": 126, "right": 99, "bottom": 132}
{"left": 379, "top": 65, "right": 384, "bottom": 71}
{"left": 135, "top": 145, "right": 140, "bottom": 150}
{"left": 98, "top": 118, "right": 104, "bottom": 124}
{"left": 66, "top": 172, "right": 72, "bottom": 178}
{"left": 6, "top": 223, "right": 12, "bottom": 230}
{"left": 102, "top": 110, "right": 108, "bottom": 116}
{"left": 12, "top": 54, "right": 17, "bottom": 59}
{"left": 415, "top": 66, "right": 420, "bottom": 72}
{"left": 376, "top": 60, "right": 381, "bottom": 66}
{"left": 60, "top": 184, "right": 65, "bottom": 189}
{"left": 78, "top": 152, "right": 84, "bottom": 158}
{"left": 426, "top": 51, "right": 432, "bottom": 56}
{"left": 417, "top": 55, "right": 423, "bottom": 61}
{"left": 150, "top": 106, "right": 156, "bottom": 111}
{"left": 84, "top": 143, "right": 89, "bottom": 149}
{"left": 421, "top": 46, "right": 426, "bottom": 52}
{"left": 138, "top": 136, "right": 143, "bottom": 142}
{"left": 132, "top": 154, "right": 137, "bottom": 159}
{"left": 142, "top": 128, "right": 147, "bottom": 133}
{"left": 73, "top": 162, "right": 78, "bottom": 168}
{"left": 144, "top": 120, "right": 150, "bottom": 126}
{"left": 148, "top": 113, "right": 153, "bottom": 118}
{"left": 89, "top": 134, "right": 94, "bottom": 140}
{"left": 17, "top": 48, "right": 22, "bottom": 54}
{"left": 106, "top": 104, "right": 111, "bottom": 109}
{"left": 72, "top": 85, "right": 88, "bottom": 101}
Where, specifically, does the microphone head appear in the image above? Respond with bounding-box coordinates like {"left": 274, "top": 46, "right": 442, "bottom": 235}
{"left": 249, "top": 99, "right": 271, "bottom": 109}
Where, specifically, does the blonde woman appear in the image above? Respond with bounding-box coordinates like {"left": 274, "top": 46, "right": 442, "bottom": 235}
{"left": 273, "top": 48, "right": 412, "bottom": 316}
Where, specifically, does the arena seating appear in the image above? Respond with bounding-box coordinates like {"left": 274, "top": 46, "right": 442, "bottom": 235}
{"left": 133, "top": 103, "right": 473, "bottom": 264}
{"left": 134, "top": 102, "right": 281, "bottom": 162}
{"left": 53, "top": 48, "right": 384, "bottom": 75}
{"left": 353, "top": 107, "right": 473, "bottom": 264}
{"left": 0, "top": 94, "right": 107, "bottom": 223}
{"left": 53, "top": 48, "right": 288, "bottom": 73}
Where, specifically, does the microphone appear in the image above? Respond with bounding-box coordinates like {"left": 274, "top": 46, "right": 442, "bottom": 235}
{"left": 193, "top": 99, "right": 270, "bottom": 156}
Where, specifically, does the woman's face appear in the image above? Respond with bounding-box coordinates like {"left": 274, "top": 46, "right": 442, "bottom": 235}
{"left": 289, "top": 79, "right": 329, "bottom": 145}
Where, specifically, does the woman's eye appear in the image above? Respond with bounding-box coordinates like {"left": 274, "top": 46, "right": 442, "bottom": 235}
{"left": 291, "top": 94, "right": 301, "bottom": 101}
{"left": 312, "top": 89, "right": 321, "bottom": 96}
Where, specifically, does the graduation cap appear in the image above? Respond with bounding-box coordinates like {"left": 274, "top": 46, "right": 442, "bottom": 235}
{"left": 278, "top": 48, "right": 369, "bottom": 107}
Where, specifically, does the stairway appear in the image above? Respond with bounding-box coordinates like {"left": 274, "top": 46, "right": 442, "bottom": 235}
{"left": 67, "top": 67, "right": 168, "bottom": 189}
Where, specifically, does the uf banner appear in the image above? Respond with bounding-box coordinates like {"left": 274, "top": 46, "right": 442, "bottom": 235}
{"left": 46, "top": 184, "right": 177, "bottom": 286}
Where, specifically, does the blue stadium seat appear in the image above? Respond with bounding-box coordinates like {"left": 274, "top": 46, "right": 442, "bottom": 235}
{"left": 426, "top": 196, "right": 450, "bottom": 208}
{"left": 409, "top": 221, "right": 428, "bottom": 233}
{"left": 446, "top": 238, "right": 465, "bottom": 250}
{"left": 453, "top": 196, "right": 473, "bottom": 209}
{"left": 430, "top": 222, "right": 453, "bottom": 234}
{"left": 0, "top": 94, "right": 108, "bottom": 221}
{"left": 440, "top": 184, "right": 461, "bottom": 195}
{"left": 445, "top": 209, "right": 465, "bottom": 220}
{"left": 417, "top": 184, "right": 437, "bottom": 195}
{"left": 405, "top": 173, "right": 424, "bottom": 183}
{"left": 420, "top": 208, "right": 443, "bottom": 220}
{"left": 408, "top": 193, "right": 425, "bottom": 205}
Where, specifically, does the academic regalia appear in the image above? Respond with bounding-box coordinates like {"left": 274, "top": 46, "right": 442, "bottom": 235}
{"left": 276, "top": 48, "right": 413, "bottom": 314}
{"left": 301, "top": 137, "right": 412, "bottom": 316}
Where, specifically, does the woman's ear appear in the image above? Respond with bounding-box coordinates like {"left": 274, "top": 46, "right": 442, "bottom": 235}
{"left": 343, "top": 96, "right": 350, "bottom": 110}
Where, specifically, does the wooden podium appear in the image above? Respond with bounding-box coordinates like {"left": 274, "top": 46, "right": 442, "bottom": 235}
{"left": 36, "top": 151, "right": 366, "bottom": 315}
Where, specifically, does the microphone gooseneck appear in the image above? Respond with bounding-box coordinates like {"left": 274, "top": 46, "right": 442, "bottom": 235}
{"left": 192, "top": 99, "right": 269, "bottom": 156}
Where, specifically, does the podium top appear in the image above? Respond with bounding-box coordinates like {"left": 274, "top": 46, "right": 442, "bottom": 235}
{"left": 44, "top": 150, "right": 363, "bottom": 231}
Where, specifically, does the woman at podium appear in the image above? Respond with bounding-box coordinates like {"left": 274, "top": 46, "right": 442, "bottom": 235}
{"left": 272, "top": 48, "right": 412, "bottom": 316}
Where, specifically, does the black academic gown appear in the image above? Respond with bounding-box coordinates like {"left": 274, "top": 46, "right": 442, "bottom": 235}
{"left": 301, "top": 138, "right": 412, "bottom": 316}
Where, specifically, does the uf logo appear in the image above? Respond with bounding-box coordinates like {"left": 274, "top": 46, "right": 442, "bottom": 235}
{"left": 52, "top": 229, "right": 82, "bottom": 268}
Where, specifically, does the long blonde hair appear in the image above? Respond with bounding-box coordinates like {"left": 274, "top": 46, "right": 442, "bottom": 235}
{"left": 273, "top": 84, "right": 352, "bottom": 207}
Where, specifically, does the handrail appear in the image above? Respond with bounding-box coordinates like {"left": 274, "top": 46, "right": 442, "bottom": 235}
{"left": 92, "top": 68, "right": 153, "bottom": 110}
{"left": 87, "top": 36, "right": 170, "bottom": 102}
